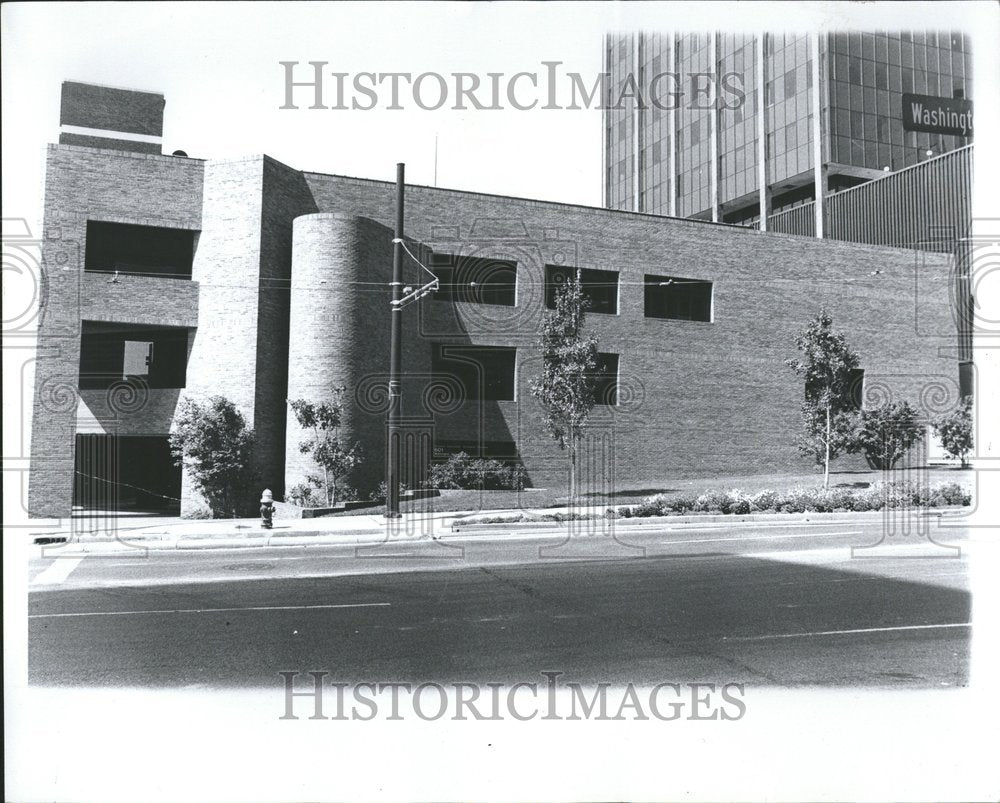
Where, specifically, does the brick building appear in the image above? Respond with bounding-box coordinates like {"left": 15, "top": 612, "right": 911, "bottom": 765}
{"left": 28, "top": 82, "right": 964, "bottom": 517}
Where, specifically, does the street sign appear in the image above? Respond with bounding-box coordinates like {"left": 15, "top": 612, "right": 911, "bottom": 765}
{"left": 902, "top": 93, "right": 973, "bottom": 138}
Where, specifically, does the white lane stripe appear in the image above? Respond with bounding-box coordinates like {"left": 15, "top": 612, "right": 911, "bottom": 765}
{"left": 32, "top": 557, "right": 84, "bottom": 585}
{"left": 725, "top": 622, "right": 971, "bottom": 641}
{"left": 29, "top": 602, "right": 390, "bottom": 619}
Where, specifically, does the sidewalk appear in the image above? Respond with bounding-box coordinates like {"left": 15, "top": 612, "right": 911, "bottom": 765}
{"left": 27, "top": 502, "right": 969, "bottom": 554}
{"left": 30, "top": 508, "right": 463, "bottom": 551}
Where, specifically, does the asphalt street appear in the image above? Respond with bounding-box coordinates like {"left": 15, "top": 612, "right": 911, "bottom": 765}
{"left": 28, "top": 517, "right": 971, "bottom": 688}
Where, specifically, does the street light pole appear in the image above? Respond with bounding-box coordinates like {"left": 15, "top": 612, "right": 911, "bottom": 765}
{"left": 386, "top": 163, "right": 405, "bottom": 518}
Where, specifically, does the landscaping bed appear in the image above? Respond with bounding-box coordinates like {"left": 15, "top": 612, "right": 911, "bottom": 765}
{"left": 319, "top": 468, "right": 974, "bottom": 517}
{"left": 619, "top": 480, "right": 970, "bottom": 518}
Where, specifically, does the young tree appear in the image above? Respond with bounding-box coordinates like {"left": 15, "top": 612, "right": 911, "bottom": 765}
{"left": 169, "top": 395, "right": 256, "bottom": 518}
{"left": 289, "top": 388, "right": 362, "bottom": 507}
{"left": 854, "top": 400, "right": 925, "bottom": 470}
{"left": 529, "top": 273, "right": 599, "bottom": 504}
{"left": 933, "top": 396, "right": 973, "bottom": 467}
{"left": 785, "top": 311, "right": 862, "bottom": 489}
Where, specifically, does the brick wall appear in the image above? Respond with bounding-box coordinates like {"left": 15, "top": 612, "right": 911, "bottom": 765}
{"left": 254, "top": 158, "right": 317, "bottom": 499}
{"left": 303, "top": 173, "right": 959, "bottom": 488}
{"left": 30, "top": 141, "right": 960, "bottom": 515}
{"left": 29, "top": 145, "right": 203, "bottom": 516}
{"left": 59, "top": 81, "right": 165, "bottom": 155}
{"left": 60, "top": 81, "right": 165, "bottom": 137}
{"left": 286, "top": 214, "right": 399, "bottom": 497}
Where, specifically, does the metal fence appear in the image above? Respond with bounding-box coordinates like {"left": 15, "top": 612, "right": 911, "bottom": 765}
{"left": 748, "top": 145, "right": 972, "bottom": 253}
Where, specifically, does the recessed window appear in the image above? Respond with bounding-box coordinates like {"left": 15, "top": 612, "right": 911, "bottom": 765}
{"left": 85, "top": 221, "right": 197, "bottom": 279}
{"left": 430, "top": 253, "right": 517, "bottom": 306}
{"left": 79, "top": 321, "right": 190, "bottom": 389}
{"left": 848, "top": 368, "right": 865, "bottom": 410}
{"left": 959, "top": 361, "right": 973, "bottom": 398}
{"left": 644, "top": 274, "right": 713, "bottom": 322}
{"left": 545, "top": 265, "right": 619, "bottom": 315}
{"left": 592, "top": 353, "right": 620, "bottom": 406}
{"left": 431, "top": 345, "right": 516, "bottom": 401}
{"left": 805, "top": 368, "right": 865, "bottom": 410}
{"left": 433, "top": 440, "right": 519, "bottom": 462}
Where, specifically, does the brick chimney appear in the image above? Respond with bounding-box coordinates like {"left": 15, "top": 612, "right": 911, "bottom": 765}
{"left": 59, "top": 80, "right": 165, "bottom": 155}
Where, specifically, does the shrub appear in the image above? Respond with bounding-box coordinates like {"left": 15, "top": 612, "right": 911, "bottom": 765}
{"left": 935, "top": 482, "right": 970, "bottom": 506}
{"left": 726, "top": 489, "right": 752, "bottom": 515}
{"left": 369, "top": 480, "right": 409, "bottom": 504}
{"left": 169, "top": 395, "right": 257, "bottom": 518}
{"left": 634, "top": 494, "right": 668, "bottom": 517}
{"left": 428, "top": 452, "right": 526, "bottom": 490}
{"left": 932, "top": 397, "right": 973, "bottom": 467}
{"left": 287, "top": 480, "right": 326, "bottom": 508}
{"left": 620, "top": 481, "right": 969, "bottom": 518}
{"left": 854, "top": 401, "right": 925, "bottom": 470}
{"left": 667, "top": 494, "right": 700, "bottom": 513}
{"left": 750, "top": 489, "right": 779, "bottom": 512}
{"left": 474, "top": 514, "right": 527, "bottom": 525}
{"left": 780, "top": 487, "right": 809, "bottom": 513}
{"left": 913, "top": 482, "right": 972, "bottom": 507}
{"left": 694, "top": 489, "right": 729, "bottom": 512}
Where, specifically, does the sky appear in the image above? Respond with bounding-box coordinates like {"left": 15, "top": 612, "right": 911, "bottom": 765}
{"left": 4, "top": 1, "right": 997, "bottom": 237}
{"left": 2, "top": 1, "right": 611, "bottom": 233}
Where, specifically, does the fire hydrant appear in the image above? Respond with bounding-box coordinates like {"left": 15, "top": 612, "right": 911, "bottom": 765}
{"left": 260, "top": 489, "right": 274, "bottom": 529}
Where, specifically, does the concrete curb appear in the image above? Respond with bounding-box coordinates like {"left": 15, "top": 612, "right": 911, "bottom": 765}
{"left": 31, "top": 522, "right": 450, "bottom": 546}
{"left": 35, "top": 530, "right": 444, "bottom": 556}
{"left": 450, "top": 506, "right": 970, "bottom": 533}
{"left": 31, "top": 506, "right": 969, "bottom": 554}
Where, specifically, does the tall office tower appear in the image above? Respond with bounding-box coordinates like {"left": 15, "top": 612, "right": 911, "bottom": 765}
{"left": 603, "top": 32, "right": 973, "bottom": 228}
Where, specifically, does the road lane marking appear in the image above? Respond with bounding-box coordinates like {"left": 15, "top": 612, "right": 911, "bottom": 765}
{"left": 28, "top": 601, "right": 390, "bottom": 619}
{"left": 31, "top": 557, "right": 83, "bottom": 585}
{"left": 724, "top": 622, "right": 971, "bottom": 641}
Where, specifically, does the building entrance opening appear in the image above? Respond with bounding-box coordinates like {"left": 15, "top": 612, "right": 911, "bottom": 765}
{"left": 73, "top": 435, "right": 181, "bottom": 514}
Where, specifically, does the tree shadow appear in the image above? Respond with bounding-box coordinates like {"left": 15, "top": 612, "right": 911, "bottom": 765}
{"left": 580, "top": 487, "right": 680, "bottom": 499}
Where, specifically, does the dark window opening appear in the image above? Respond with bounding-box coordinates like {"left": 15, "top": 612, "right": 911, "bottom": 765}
{"left": 74, "top": 435, "right": 181, "bottom": 513}
{"left": 644, "top": 274, "right": 713, "bottom": 321}
{"left": 959, "top": 361, "right": 973, "bottom": 398}
{"left": 805, "top": 367, "right": 864, "bottom": 410}
{"left": 433, "top": 440, "right": 520, "bottom": 463}
{"left": 592, "top": 352, "right": 620, "bottom": 406}
{"left": 85, "top": 220, "right": 197, "bottom": 279}
{"left": 431, "top": 345, "right": 516, "bottom": 401}
{"left": 545, "top": 265, "right": 619, "bottom": 314}
{"left": 79, "top": 321, "right": 190, "bottom": 389}
{"left": 430, "top": 253, "right": 517, "bottom": 306}
{"left": 848, "top": 368, "right": 865, "bottom": 410}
